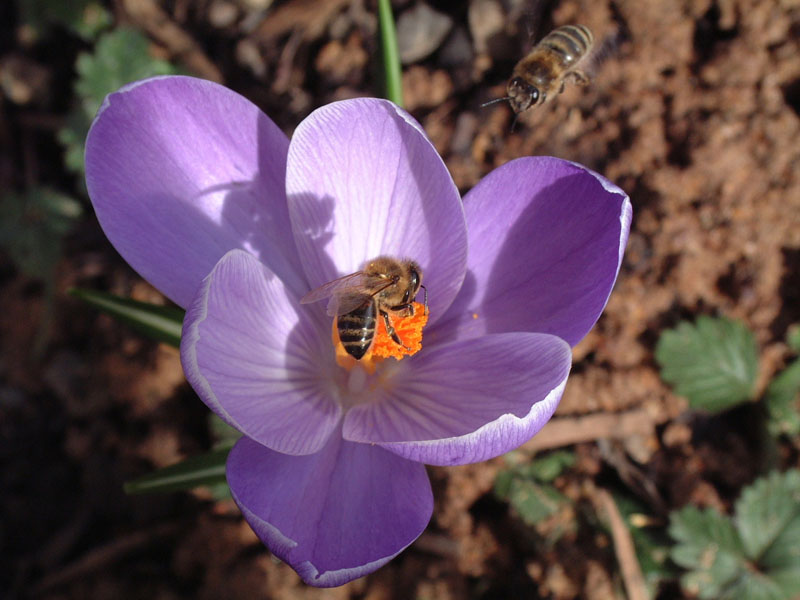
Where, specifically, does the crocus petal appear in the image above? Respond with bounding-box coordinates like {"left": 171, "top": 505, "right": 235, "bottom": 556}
{"left": 343, "top": 332, "right": 571, "bottom": 466}
{"left": 181, "top": 249, "right": 339, "bottom": 455}
{"left": 86, "top": 75, "right": 306, "bottom": 308}
{"left": 227, "top": 432, "right": 433, "bottom": 587}
{"left": 431, "top": 157, "right": 631, "bottom": 347}
{"left": 286, "top": 98, "right": 467, "bottom": 325}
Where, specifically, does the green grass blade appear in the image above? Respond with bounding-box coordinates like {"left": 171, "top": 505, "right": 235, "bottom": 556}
{"left": 378, "top": 0, "right": 403, "bottom": 106}
{"left": 124, "top": 447, "right": 230, "bottom": 495}
{"left": 70, "top": 288, "right": 184, "bottom": 347}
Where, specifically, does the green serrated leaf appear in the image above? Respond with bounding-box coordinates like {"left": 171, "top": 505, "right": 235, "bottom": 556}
{"left": 493, "top": 469, "right": 514, "bottom": 499}
{"left": 72, "top": 2, "right": 112, "bottom": 41}
{"left": 669, "top": 505, "right": 746, "bottom": 598}
{"left": 524, "top": 450, "right": 576, "bottom": 482}
{"left": 656, "top": 316, "right": 759, "bottom": 413}
{"left": 735, "top": 470, "right": 800, "bottom": 561}
{"left": 670, "top": 471, "right": 800, "bottom": 600}
{"left": 59, "top": 28, "right": 179, "bottom": 176}
{"left": 0, "top": 188, "right": 83, "bottom": 279}
{"left": 767, "top": 565, "right": 800, "bottom": 600}
{"left": 766, "top": 359, "right": 800, "bottom": 437}
{"left": 507, "top": 478, "right": 569, "bottom": 526}
{"left": 58, "top": 108, "right": 93, "bottom": 178}
{"left": 726, "top": 572, "right": 791, "bottom": 600}
{"left": 377, "top": 0, "right": 403, "bottom": 107}
{"left": 124, "top": 446, "right": 230, "bottom": 495}
{"left": 18, "top": 0, "right": 111, "bottom": 41}
{"left": 70, "top": 288, "right": 184, "bottom": 347}
{"left": 74, "top": 29, "right": 177, "bottom": 116}
{"left": 760, "top": 514, "right": 800, "bottom": 571}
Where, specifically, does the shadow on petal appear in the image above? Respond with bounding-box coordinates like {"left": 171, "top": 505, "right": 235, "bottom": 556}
{"left": 434, "top": 159, "right": 630, "bottom": 346}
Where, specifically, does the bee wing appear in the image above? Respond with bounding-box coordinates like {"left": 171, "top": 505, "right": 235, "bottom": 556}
{"left": 326, "top": 291, "right": 373, "bottom": 317}
{"left": 579, "top": 28, "right": 624, "bottom": 78}
{"left": 300, "top": 271, "right": 369, "bottom": 306}
{"left": 517, "top": 0, "right": 545, "bottom": 49}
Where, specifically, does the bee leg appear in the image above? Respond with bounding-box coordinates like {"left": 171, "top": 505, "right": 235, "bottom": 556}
{"left": 390, "top": 302, "right": 414, "bottom": 316}
{"left": 567, "top": 70, "right": 590, "bottom": 86}
{"left": 559, "top": 80, "right": 565, "bottom": 94}
{"left": 390, "top": 287, "right": 427, "bottom": 316}
{"left": 381, "top": 310, "right": 411, "bottom": 350}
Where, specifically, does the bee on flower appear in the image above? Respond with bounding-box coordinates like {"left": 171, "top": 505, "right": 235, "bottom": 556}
{"left": 85, "top": 76, "right": 631, "bottom": 587}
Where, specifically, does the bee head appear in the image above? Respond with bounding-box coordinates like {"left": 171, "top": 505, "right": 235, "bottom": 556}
{"left": 507, "top": 77, "right": 539, "bottom": 113}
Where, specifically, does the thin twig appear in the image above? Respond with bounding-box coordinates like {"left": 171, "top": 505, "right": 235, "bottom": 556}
{"left": 522, "top": 408, "right": 666, "bottom": 453}
{"left": 121, "top": 0, "right": 223, "bottom": 82}
{"left": 593, "top": 488, "right": 649, "bottom": 600}
{"left": 254, "top": 0, "right": 350, "bottom": 43}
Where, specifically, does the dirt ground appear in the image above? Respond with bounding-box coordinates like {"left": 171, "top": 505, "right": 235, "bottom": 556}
{"left": 2, "top": 0, "right": 800, "bottom": 598}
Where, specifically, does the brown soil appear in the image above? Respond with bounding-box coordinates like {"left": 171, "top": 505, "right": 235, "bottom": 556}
{"left": 2, "top": 0, "right": 800, "bottom": 598}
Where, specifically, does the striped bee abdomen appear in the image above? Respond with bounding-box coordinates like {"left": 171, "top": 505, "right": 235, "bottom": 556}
{"left": 336, "top": 301, "right": 377, "bottom": 360}
{"left": 539, "top": 25, "right": 593, "bottom": 67}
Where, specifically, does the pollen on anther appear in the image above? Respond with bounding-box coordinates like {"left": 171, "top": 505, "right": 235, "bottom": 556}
{"left": 371, "top": 301, "right": 429, "bottom": 360}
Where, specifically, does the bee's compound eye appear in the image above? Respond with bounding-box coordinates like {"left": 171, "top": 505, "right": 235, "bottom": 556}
{"left": 409, "top": 268, "right": 420, "bottom": 290}
{"left": 529, "top": 87, "right": 540, "bottom": 103}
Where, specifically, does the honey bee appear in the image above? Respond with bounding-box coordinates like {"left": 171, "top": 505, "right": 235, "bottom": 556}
{"left": 300, "top": 257, "right": 426, "bottom": 360}
{"left": 486, "top": 24, "right": 594, "bottom": 114}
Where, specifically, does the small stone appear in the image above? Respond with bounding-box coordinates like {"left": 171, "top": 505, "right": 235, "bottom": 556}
{"left": 0, "top": 54, "right": 50, "bottom": 106}
{"left": 236, "top": 38, "right": 266, "bottom": 78}
{"left": 451, "top": 112, "right": 479, "bottom": 156}
{"left": 208, "top": 1, "right": 239, "bottom": 28}
{"left": 402, "top": 66, "right": 454, "bottom": 111}
{"left": 315, "top": 31, "right": 368, "bottom": 85}
{"left": 662, "top": 421, "right": 692, "bottom": 447}
{"left": 396, "top": 3, "right": 453, "bottom": 64}
{"left": 468, "top": 0, "right": 505, "bottom": 54}
{"left": 438, "top": 25, "right": 474, "bottom": 68}
{"left": 236, "top": 0, "right": 273, "bottom": 11}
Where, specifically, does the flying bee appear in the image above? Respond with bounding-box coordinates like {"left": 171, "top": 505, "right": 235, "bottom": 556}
{"left": 300, "top": 257, "right": 426, "bottom": 360}
{"left": 485, "top": 24, "right": 594, "bottom": 114}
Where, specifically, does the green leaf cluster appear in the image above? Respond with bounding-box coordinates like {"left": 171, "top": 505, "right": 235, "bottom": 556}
{"left": 0, "top": 187, "right": 82, "bottom": 279}
{"left": 669, "top": 470, "right": 800, "bottom": 600}
{"left": 656, "top": 316, "right": 759, "bottom": 413}
{"left": 18, "top": 0, "right": 111, "bottom": 41}
{"left": 766, "top": 329, "right": 800, "bottom": 437}
{"left": 495, "top": 451, "right": 575, "bottom": 541}
{"left": 59, "top": 28, "right": 179, "bottom": 176}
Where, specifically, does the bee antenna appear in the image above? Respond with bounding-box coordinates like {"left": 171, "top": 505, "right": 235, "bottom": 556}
{"left": 480, "top": 97, "right": 511, "bottom": 108}
{"left": 510, "top": 113, "right": 520, "bottom": 133}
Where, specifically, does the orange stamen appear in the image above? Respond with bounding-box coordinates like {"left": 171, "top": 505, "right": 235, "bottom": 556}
{"left": 332, "top": 301, "right": 429, "bottom": 373}
{"left": 372, "top": 301, "right": 428, "bottom": 360}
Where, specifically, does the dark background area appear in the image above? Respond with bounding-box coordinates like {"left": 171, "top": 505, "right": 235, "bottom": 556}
{"left": 1, "top": 0, "right": 799, "bottom": 598}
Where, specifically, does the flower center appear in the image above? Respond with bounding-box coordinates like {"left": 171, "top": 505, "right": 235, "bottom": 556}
{"left": 332, "top": 301, "right": 429, "bottom": 375}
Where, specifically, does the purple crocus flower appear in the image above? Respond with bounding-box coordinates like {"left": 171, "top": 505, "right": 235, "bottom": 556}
{"left": 85, "top": 76, "right": 631, "bottom": 587}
